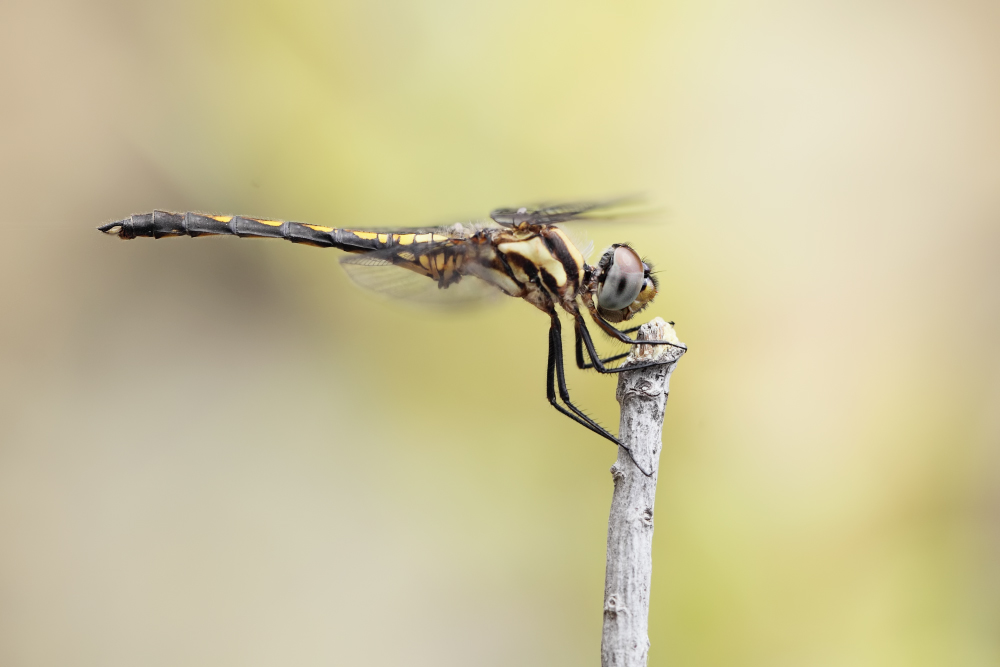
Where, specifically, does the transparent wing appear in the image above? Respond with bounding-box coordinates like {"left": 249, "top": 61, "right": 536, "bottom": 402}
{"left": 489, "top": 196, "right": 653, "bottom": 225}
{"left": 339, "top": 243, "right": 503, "bottom": 306}
{"left": 560, "top": 226, "right": 595, "bottom": 263}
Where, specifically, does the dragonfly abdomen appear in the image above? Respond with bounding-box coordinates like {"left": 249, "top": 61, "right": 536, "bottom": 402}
{"left": 96, "top": 210, "right": 424, "bottom": 253}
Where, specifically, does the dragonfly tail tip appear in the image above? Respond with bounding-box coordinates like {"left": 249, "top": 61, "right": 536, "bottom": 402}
{"left": 97, "top": 219, "right": 127, "bottom": 235}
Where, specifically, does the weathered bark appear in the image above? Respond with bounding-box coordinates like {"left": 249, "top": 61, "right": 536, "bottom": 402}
{"left": 601, "top": 318, "right": 685, "bottom": 667}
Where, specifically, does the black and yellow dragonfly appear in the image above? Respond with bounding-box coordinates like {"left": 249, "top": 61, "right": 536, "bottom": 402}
{"left": 98, "top": 200, "right": 684, "bottom": 475}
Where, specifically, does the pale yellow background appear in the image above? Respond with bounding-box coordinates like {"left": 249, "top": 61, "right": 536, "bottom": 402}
{"left": 1, "top": 1, "right": 998, "bottom": 666}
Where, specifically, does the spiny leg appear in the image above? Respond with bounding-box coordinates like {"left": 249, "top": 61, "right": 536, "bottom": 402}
{"left": 546, "top": 323, "right": 610, "bottom": 440}
{"left": 583, "top": 302, "right": 687, "bottom": 352}
{"left": 575, "top": 312, "right": 680, "bottom": 375}
{"left": 572, "top": 304, "right": 639, "bottom": 369}
{"left": 547, "top": 313, "right": 612, "bottom": 436}
{"left": 545, "top": 312, "right": 653, "bottom": 476}
{"left": 575, "top": 326, "right": 630, "bottom": 370}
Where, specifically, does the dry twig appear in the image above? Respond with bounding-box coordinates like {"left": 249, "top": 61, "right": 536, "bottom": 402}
{"left": 601, "top": 318, "right": 685, "bottom": 667}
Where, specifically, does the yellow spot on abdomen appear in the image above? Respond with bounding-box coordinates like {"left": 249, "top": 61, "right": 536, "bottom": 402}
{"left": 348, "top": 230, "right": 378, "bottom": 240}
{"left": 209, "top": 215, "right": 233, "bottom": 223}
{"left": 304, "top": 224, "right": 333, "bottom": 232}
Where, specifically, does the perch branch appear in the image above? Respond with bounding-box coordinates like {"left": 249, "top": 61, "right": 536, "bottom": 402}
{"left": 601, "top": 318, "right": 685, "bottom": 667}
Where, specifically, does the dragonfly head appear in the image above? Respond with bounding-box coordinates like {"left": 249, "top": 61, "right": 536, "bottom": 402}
{"left": 594, "top": 244, "right": 658, "bottom": 323}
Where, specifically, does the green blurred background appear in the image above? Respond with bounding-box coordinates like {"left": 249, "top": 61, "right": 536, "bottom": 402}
{"left": 2, "top": 0, "right": 998, "bottom": 665}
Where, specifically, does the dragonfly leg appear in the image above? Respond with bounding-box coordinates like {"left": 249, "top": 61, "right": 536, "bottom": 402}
{"left": 574, "top": 325, "right": 630, "bottom": 370}
{"left": 583, "top": 304, "right": 687, "bottom": 352}
{"left": 613, "top": 320, "right": 674, "bottom": 335}
{"left": 546, "top": 313, "right": 653, "bottom": 476}
{"left": 575, "top": 313, "right": 681, "bottom": 375}
{"left": 546, "top": 315, "right": 611, "bottom": 436}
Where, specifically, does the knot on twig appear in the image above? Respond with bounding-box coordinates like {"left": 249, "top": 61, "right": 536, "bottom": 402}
{"left": 610, "top": 462, "right": 626, "bottom": 484}
{"left": 604, "top": 594, "right": 630, "bottom": 619}
{"left": 617, "top": 370, "right": 671, "bottom": 404}
{"left": 641, "top": 507, "right": 654, "bottom": 527}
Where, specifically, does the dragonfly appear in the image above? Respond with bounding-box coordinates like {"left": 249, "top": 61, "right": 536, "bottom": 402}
{"left": 98, "top": 200, "right": 685, "bottom": 475}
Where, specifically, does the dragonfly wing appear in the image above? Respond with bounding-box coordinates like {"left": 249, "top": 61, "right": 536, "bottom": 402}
{"left": 339, "top": 243, "right": 503, "bottom": 306}
{"left": 490, "top": 196, "right": 653, "bottom": 225}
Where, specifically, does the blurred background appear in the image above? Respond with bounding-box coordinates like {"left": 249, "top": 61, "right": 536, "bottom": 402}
{"left": 1, "top": 0, "right": 998, "bottom": 665}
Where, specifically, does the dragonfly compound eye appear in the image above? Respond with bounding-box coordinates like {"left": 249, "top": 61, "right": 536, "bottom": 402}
{"left": 597, "top": 246, "right": 645, "bottom": 311}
